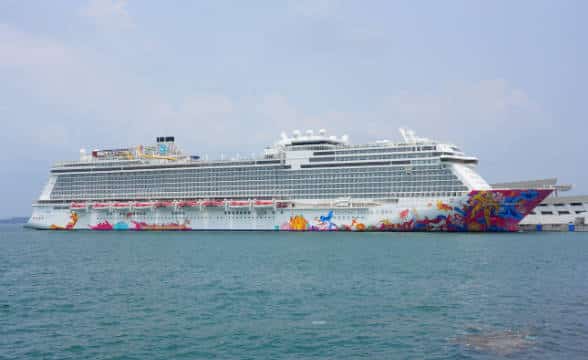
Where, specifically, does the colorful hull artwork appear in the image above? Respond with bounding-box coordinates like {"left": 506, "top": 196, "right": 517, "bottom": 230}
{"left": 280, "top": 189, "right": 552, "bottom": 232}
{"left": 88, "top": 220, "right": 191, "bottom": 231}
{"left": 49, "top": 211, "right": 79, "bottom": 230}
{"left": 40, "top": 189, "right": 551, "bottom": 232}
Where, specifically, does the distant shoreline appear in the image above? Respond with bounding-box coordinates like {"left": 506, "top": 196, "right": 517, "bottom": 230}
{"left": 0, "top": 217, "right": 28, "bottom": 224}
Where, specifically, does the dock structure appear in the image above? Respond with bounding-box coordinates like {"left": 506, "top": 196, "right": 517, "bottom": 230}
{"left": 491, "top": 179, "right": 588, "bottom": 232}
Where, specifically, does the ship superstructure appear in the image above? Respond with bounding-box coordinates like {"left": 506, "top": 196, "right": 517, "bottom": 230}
{"left": 28, "top": 129, "right": 551, "bottom": 231}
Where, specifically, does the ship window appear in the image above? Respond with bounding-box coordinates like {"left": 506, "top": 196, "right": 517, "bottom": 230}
{"left": 553, "top": 203, "right": 565, "bottom": 207}
{"left": 558, "top": 211, "right": 570, "bottom": 215}
{"left": 575, "top": 210, "right": 586, "bottom": 214}
{"left": 537, "top": 203, "right": 548, "bottom": 207}
{"left": 570, "top": 202, "right": 583, "bottom": 206}
{"left": 541, "top": 211, "right": 553, "bottom": 215}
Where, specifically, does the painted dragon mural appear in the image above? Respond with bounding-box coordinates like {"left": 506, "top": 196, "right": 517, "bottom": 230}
{"left": 70, "top": 189, "right": 549, "bottom": 232}
{"left": 279, "top": 189, "right": 551, "bottom": 232}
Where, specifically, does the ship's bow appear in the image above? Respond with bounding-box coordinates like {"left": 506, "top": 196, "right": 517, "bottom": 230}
{"left": 463, "top": 189, "right": 552, "bottom": 232}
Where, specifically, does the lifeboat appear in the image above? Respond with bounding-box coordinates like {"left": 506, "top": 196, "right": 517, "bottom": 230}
{"left": 70, "top": 202, "right": 88, "bottom": 211}
{"left": 93, "top": 202, "right": 111, "bottom": 210}
{"left": 112, "top": 202, "right": 131, "bottom": 209}
{"left": 334, "top": 198, "right": 351, "bottom": 207}
{"left": 176, "top": 200, "right": 198, "bottom": 208}
{"left": 276, "top": 201, "right": 289, "bottom": 208}
{"left": 253, "top": 200, "right": 274, "bottom": 208}
{"left": 134, "top": 201, "right": 155, "bottom": 209}
{"left": 229, "top": 200, "right": 250, "bottom": 208}
{"left": 201, "top": 200, "right": 224, "bottom": 207}
{"left": 154, "top": 201, "right": 174, "bottom": 208}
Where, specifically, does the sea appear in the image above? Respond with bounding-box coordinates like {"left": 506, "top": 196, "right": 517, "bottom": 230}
{"left": 1, "top": 224, "right": 587, "bottom": 359}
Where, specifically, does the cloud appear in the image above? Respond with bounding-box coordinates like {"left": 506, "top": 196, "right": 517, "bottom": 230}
{"left": 0, "top": 25, "right": 247, "bottom": 153}
{"left": 255, "top": 95, "right": 354, "bottom": 139}
{"left": 180, "top": 95, "right": 234, "bottom": 118}
{"left": 0, "top": 25, "right": 72, "bottom": 67}
{"left": 80, "top": 0, "right": 134, "bottom": 29}
{"left": 0, "top": 23, "right": 550, "bottom": 174}
{"left": 376, "top": 79, "right": 547, "bottom": 144}
{"left": 287, "top": 0, "right": 341, "bottom": 18}
{"left": 0, "top": 24, "right": 157, "bottom": 151}
{"left": 255, "top": 95, "right": 298, "bottom": 124}
{"left": 250, "top": 80, "right": 543, "bottom": 146}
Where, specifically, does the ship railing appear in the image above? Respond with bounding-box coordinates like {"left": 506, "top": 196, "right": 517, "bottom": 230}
{"left": 53, "top": 159, "right": 145, "bottom": 167}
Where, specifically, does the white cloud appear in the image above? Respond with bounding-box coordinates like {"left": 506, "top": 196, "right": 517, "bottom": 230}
{"left": 0, "top": 26, "right": 246, "bottom": 151}
{"left": 0, "top": 25, "right": 72, "bottom": 66}
{"left": 0, "top": 24, "right": 156, "bottom": 150}
{"left": 0, "top": 23, "right": 550, "bottom": 172}
{"left": 255, "top": 95, "right": 298, "bottom": 124}
{"left": 288, "top": 0, "right": 341, "bottom": 18}
{"left": 180, "top": 95, "right": 234, "bottom": 118}
{"left": 80, "top": 0, "right": 134, "bottom": 29}
{"left": 377, "top": 79, "right": 547, "bottom": 144}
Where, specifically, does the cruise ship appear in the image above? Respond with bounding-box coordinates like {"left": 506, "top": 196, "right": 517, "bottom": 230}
{"left": 27, "top": 129, "right": 551, "bottom": 231}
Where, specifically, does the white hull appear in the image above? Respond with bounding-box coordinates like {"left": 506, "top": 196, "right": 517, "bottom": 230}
{"left": 26, "top": 189, "right": 552, "bottom": 232}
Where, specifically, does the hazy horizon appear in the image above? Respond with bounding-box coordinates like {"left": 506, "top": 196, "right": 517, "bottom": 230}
{"left": 1, "top": 0, "right": 586, "bottom": 218}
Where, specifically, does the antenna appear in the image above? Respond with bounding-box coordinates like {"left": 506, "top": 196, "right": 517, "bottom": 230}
{"left": 399, "top": 128, "right": 408, "bottom": 142}
{"left": 399, "top": 128, "right": 430, "bottom": 144}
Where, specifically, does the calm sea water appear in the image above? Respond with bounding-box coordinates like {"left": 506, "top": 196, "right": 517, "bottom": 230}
{"left": 1, "top": 225, "right": 587, "bottom": 359}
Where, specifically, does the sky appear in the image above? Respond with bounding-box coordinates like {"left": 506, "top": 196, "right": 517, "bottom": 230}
{"left": 0, "top": 0, "right": 586, "bottom": 217}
